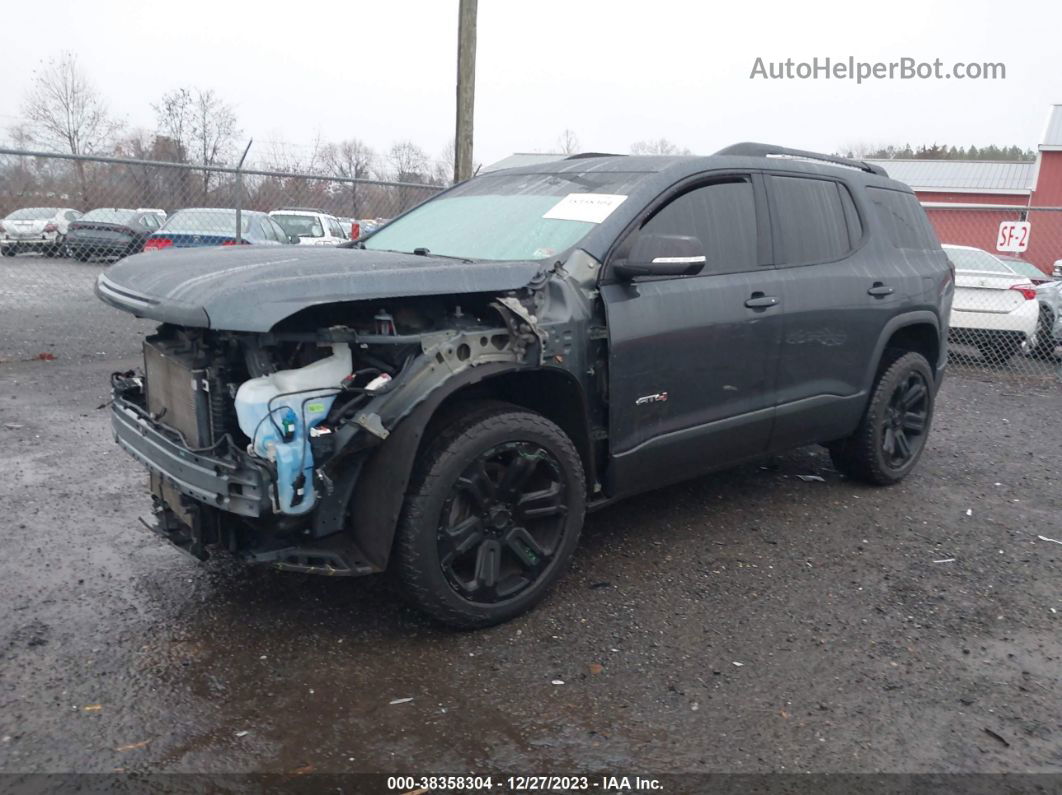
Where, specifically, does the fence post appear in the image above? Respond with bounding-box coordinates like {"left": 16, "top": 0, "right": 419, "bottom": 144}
{"left": 234, "top": 139, "right": 253, "bottom": 243}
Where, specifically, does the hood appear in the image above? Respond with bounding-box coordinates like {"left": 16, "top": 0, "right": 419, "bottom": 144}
{"left": 96, "top": 245, "right": 545, "bottom": 331}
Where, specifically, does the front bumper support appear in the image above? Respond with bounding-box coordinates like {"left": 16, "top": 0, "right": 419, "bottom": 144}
{"left": 111, "top": 393, "right": 272, "bottom": 518}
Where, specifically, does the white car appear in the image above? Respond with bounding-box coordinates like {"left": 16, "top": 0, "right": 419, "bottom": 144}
{"left": 1, "top": 207, "right": 82, "bottom": 257}
{"left": 943, "top": 244, "right": 1040, "bottom": 363}
{"left": 268, "top": 208, "right": 347, "bottom": 246}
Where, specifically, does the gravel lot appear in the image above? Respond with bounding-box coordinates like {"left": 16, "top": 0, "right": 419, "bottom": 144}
{"left": 0, "top": 256, "right": 1059, "bottom": 777}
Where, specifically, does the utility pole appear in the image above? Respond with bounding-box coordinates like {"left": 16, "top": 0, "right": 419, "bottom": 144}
{"left": 454, "top": 0, "right": 477, "bottom": 183}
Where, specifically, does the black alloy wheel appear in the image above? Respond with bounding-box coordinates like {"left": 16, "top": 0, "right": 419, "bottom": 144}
{"left": 395, "top": 403, "right": 586, "bottom": 628}
{"left": 828, "top": 350, "right": 935, "bottom": 485}
{"left": 437, "top": 440, "right": 567, "bottom": 603}
{"left": 880, "top": 370, "right": 929, "bottom": 469}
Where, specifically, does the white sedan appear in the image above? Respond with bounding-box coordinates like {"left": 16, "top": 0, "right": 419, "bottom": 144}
{"left": 268, "top": 209, "right": 348, "bottom": 247}
{"left": 1, "top": 207, "right": 83, "bottom": 257}
{"left": 943, "top": 244, "right": 1040, "bottom": 363}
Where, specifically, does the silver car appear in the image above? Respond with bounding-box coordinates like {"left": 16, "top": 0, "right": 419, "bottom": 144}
{"left": 997, "top": 254, "right": 1062, "bottom": 358}
{"left": 0, "top": 207, "right": 82, "bottom": 257}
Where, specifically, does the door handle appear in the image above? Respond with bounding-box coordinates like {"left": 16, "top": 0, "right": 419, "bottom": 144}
{"left": 744, "top": 293, "right": 780, "bottom": 309}
{"left": 867, "top": 283, "right": 894, "bottom": 297}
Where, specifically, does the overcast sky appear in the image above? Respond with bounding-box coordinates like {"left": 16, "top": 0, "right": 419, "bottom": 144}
{"left": 2, "top": 0, "right": 1060, "bottom": 169}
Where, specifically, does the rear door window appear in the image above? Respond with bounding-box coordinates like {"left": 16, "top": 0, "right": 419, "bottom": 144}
{"left": 867, "top": 187, "right": 939, "bottom": 250}
{"left": 768, "top": 175, "right": 856, "bottom": 264}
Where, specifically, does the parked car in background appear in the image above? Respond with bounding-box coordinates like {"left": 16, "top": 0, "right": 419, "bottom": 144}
{"left": 269, "top": 208, "right": 348, "bottom": 246}
{"left": 143, "top": 209, "right": 296, "bottom": 251}
{"left": 0, "top": 207, "right": 82, "bottom": 257}
{"left": 336, "top": 217, "right": 360, "bottom": 241}
{"left": 358, "top": 218, "right": 388, "bottom": 236}
{"left": 65, "top": 208, "right": 167, "bottom": 262}
{"left": 996, "top": 254, "right": 1051, "bottom": 284}
{"left": 943, "top": 244, "right": 1040, "bottom": 362}
{"left": 996, "top": 255, "right": 1062, "bottom": 357}
{"left": 1050, "top": 259, "right": 1061, "bottom": 281}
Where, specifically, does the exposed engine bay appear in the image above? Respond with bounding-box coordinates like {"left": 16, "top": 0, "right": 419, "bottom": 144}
{"left": 108, "top": 276, "right": 602, "bottom": 576}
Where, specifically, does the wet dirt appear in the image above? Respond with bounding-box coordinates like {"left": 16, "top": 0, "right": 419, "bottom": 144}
{"left": 0, "top": 259, "right": 1059, "bottom": 774}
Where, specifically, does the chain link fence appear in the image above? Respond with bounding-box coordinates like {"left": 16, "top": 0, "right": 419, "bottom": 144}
{"left": 926, "top": 204, "right": 1061, "bottom": 382}
{"left": 0, "top": 149, "right": 1059, "bottom": 383}
{"left": 0, "top": 148, "right": 443, "bottom": 259}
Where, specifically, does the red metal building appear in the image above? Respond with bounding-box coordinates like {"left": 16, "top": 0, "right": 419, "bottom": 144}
{"left": 866, "top": 104, "right": 1062, "bottom": 275}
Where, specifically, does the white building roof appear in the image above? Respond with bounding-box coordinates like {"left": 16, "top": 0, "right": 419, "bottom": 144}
{"left": 1040, "top": 104, "right": 1062, "bottom": 151}
{"left": 864, "top": 159, "right": 1037, "bottom": 195}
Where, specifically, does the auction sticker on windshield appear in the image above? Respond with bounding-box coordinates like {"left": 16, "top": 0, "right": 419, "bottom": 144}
{"left": 543, "top": 193, "right": 627, "bottom": 224}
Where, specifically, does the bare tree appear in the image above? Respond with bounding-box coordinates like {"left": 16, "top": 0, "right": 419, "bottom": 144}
{"left": 629, "top": 138, "right": 692, "bottom": 156}
{"left": 153, "top": 88, "right": 195, "bottom": 163}
{"left": 322, "top": 138, "right": 376, "bottom": 180}
{"left": 432, "top": 140, "right": 456, "bottom": 186}
{"left": 192, "top": 89, "right": 240, "bottom": 197}
{"left": 22, "top": 51, "right": 122, "bottom": 206}
{"left": 321, "top": 138, "right": 377, "bottom": 217}
{"left": 556, "top": 129, "right": 580, "bottom": 155}
{"left": 388, "top": 140, "right": 430, "bottom": 183}
{"left": 152, "top": 87, "right": 240, "bottom": 198}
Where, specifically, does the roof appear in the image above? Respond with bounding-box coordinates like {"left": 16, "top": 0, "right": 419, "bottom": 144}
{"left": 485, "top": 151, "right": 905, "bottom": 264}
{"left": 863, "top": 159, "right": 1037, "bottom": 194}
{"left": 1040, "top": 104, "right": 1062, "bottom": 151}
{"left": 480, "top": 153, "right": 566, "bottom": 173}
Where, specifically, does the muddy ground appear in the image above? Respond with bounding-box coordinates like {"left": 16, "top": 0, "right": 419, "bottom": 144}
{"left": 0, "top": 258, "right": 1059, "bottom": 777}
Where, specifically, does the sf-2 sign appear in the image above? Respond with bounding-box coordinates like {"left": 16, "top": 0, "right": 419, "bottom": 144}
{"left": 997, "top": 220, "right": 1031, "bottom": 253}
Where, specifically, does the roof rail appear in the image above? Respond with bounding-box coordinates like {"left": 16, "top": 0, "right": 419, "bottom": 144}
{"left": 565, "top": 152, "right": 624, "bottom": 160}
{"left": 276, "top": 206, "right": 328, "bottom": 213}
{"left": 715, "top": 142, "right": 887, "bottom": 176}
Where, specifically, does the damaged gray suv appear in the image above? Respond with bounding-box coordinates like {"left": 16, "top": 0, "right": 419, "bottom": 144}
{"left": 98, "top": 144, "right": 954, "bottom": 627}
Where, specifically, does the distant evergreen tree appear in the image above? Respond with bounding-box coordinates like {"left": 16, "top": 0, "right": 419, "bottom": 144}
{"left": 853, "top": 143, "right": 1035, "bottom": 161}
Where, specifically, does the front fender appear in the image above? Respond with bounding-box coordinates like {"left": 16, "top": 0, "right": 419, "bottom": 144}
{"left": 344, "top": 361, "right": 524, "bottom": 570}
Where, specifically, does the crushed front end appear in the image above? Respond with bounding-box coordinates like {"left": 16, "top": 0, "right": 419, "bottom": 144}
{"left": 109, "top": 294, "right": 542, "bottom": 575}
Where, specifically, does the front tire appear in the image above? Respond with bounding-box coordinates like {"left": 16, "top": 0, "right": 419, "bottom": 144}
{"left": 395, "top": 403, "right": 586, "bottom": 628}
{"left": 829, "top": 351, "right": 935, "bottom": 485}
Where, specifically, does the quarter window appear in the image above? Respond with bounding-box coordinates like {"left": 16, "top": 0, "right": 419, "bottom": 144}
{"left": 867, "top": 187, "right": 939, "bottom": 250}
{"left": 634, "top": 178, "right": 758, "bottom": 273}
{"left": 769, "top": 176, "right": 855, "bottom": 264}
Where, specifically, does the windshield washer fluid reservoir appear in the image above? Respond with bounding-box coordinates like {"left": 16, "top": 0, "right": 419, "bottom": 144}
{"left": 234, "top": 343, "right": 351, "bottom": 515}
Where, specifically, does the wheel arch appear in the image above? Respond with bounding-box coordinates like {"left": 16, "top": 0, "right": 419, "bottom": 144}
{"left": 863, "top": 311, "right": 943, "bottom": 393}
{"left": 347, "top": 364, "right": 594, "bottom": 571}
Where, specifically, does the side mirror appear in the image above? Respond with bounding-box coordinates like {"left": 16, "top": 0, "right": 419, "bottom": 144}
{"left": 287, "top": 234, "right": 300, "bottom": 245}
{"left": 613, "top": 233, "right": 706, "bottom": 280}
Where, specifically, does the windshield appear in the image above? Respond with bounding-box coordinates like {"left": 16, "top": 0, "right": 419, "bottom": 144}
{"left": 82, "top": 209, "right": 136, "bottom": 224}
{"left": 163, "top": 209, "right": 251, "bottom": 234}
{"left": 945, "top": 247, "right": 1012, "bottom": 273}
{"left": 364, "top": 171, "right": 649, "bottom": 261}
{"left": 272, "top": 213, "right": 324, "bottom": 238}
{"left": 7, "top": 208, "right": 59, "bottom": 220}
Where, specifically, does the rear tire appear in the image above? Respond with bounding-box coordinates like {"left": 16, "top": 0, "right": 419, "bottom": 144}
{"left": 829, "top": 351, "right": 935, "bottom": 486}
{"left": 1031, "top": 309, "right": 1057, "bottom": 359}
{"left": 395, "top": 402, "right": 586, "bottom": 628}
